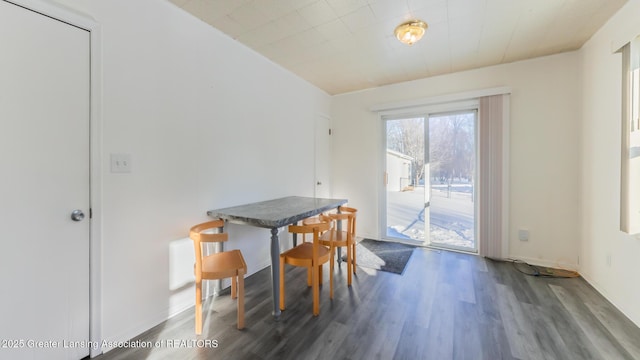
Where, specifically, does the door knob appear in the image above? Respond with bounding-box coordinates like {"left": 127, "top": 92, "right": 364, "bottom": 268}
{"left": 317, "top": 181, "right": 322, "bottom": 185}
{"left": 71, "top": 209, "right": 85, "bottom": 222}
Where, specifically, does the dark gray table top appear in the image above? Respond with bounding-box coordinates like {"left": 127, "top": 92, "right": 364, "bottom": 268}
{"left": 207, "top": 196, "right": 348, "bottom": 229}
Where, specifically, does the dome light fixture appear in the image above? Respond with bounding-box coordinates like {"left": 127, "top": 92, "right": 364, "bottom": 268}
{"left": 394, "top": 19, "right": 428, "bottom": 46}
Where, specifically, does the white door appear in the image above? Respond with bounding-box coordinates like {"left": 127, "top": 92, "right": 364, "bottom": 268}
{"left": 314, "top": 115, "right": 332, "bottom": 198}
{"left": 0, "top": 1, "right": 91, "bottom": 359}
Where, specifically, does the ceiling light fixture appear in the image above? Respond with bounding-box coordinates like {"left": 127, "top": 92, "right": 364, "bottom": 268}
{"left": 394, "top": 20, "right": 428, "bottom": 46}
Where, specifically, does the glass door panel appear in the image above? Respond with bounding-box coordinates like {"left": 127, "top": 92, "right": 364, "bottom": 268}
{"left": 428, "top": 111, "right": 477, "bottom": 252}
{"left": 385, "top": 117, "right": 426, "bottom": 244}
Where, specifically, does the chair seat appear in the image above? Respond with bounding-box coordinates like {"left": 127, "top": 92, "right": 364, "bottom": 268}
{"left": 281, "top": 242, "right": 331, "bottom": 266}
{"left": 201, "top": 249, "right": 247, "bottom": 279}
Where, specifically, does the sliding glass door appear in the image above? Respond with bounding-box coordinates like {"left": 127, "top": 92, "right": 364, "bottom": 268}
{"left": 384, "top": 111, "right": 477, "bottom": 252}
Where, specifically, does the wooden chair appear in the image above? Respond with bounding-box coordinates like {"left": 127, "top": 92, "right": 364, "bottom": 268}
{"left": 320, "top": 206, "right": 357, "bottom": 287}
{"left": 280, "top": 221, "right": 332, "bottom": 316}
{"left": 190, "top": 219, "right": 247, "bottom": 334}
{"left": 299, "top": 214, "right": 330, "bottom": 284}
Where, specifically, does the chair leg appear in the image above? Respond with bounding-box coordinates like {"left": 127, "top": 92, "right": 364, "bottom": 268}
{"left": 352, "top": 242, "right": 357, "bottom": 274}
{"left": 279, "top": 257, "right": 286, "bottom": 311}
{"left": 346, "top": 244, "right": 352, "bottom": 286}
{"left": 231, "top": 275, "right": 237, "bottom": 299}
{"left": 307, "top": 267, "right": 312, "bottom": 286}
{"left": 312, "top": 264, "right": 320, "bottom": 316}
{"left": 237, "top": 274, "right": 245, "bottom": 330}
{"left": 329, "top": 250, "right": 334, "bottom": 299}
{"left": 195, "top": 280, "right": 202, "bottom": 335}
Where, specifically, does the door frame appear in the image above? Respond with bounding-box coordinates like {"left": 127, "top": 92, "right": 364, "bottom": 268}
{"left": 374, "top": 87, "right": 511, "bottom": 259}
{"left": 378, "top": 99, "right": 479, "bottom": 246}
{"left": 9, "top": 0, "right": 103, "bottom": 356}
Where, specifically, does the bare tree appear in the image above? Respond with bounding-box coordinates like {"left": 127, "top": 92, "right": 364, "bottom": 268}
{"left": 387, "top": 118, "right": 424, "bottom": 185}
{"left": 387, "top": 113, "right": 474, "bottom": 187}
{"left": 429, "top": 114, "right": 474, "bottom": 183}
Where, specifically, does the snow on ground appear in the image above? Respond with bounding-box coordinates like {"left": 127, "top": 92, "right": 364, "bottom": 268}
{"left": 387, "top": 184, "right": 475, "bottom": 249}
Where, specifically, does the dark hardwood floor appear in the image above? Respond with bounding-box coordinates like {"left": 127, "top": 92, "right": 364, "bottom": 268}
{"left": 95, "top": 247, "right": 640, "bottom": 360}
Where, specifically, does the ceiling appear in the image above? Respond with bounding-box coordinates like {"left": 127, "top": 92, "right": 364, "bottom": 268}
{"left": 169, "top": 0, "right": 627, "bottom": 95}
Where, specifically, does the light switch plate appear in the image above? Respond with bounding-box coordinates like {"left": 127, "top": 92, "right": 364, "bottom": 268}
{"left": 110, "top": 153, "right": 132, "bottom": 173}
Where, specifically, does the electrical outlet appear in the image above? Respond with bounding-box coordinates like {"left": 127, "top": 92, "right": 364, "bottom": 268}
{"left": 111, "top": 153, "right": 132, "bottom": 173}
{"left": 518, "top": 229, "right": 529, "bottom": 241}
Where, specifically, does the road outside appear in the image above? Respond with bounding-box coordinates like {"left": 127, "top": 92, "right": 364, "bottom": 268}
{"left": 386, "top": 184, "right": 475, "bottom": 250}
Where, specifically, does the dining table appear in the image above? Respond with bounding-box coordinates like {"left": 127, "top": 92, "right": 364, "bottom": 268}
{"left": 207, "top": 196, "right": 348, "bottom": 319}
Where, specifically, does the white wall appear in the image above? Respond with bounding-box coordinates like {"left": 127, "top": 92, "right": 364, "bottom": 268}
{"left": 53, "top": 0, "right": 331, "bottom": 349}
{"left": 332, "top": 52, "right": 581, "bottom": 269}
{"left": 580, "top": 0, "right": 640, "bottom": 327}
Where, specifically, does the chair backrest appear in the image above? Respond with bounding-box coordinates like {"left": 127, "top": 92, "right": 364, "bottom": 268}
{"left": 190, "top": 219, "right": 228, "bottom": 244}
{"left": 338, "top": 206, "right": 357, "bottom": 236}
{"left": 325, "top": 211, "right": 355, "bottom": 239}
{"left": 288, "top": 221, "right": 331, "bottom": 237}
{"left": 190, "top": 219, "right": 229, "bottom": 275}
{"left": 289, "top": 221, "right": 331, "bottom": 252}
{"left": 318, "top": 214, "right": 333, "bottom": 226}
{"left": 339, "top": 206, "right": 357, "bottom": 216}
{"left": 300, "top": 215, "right": 329, "bottom": 242}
